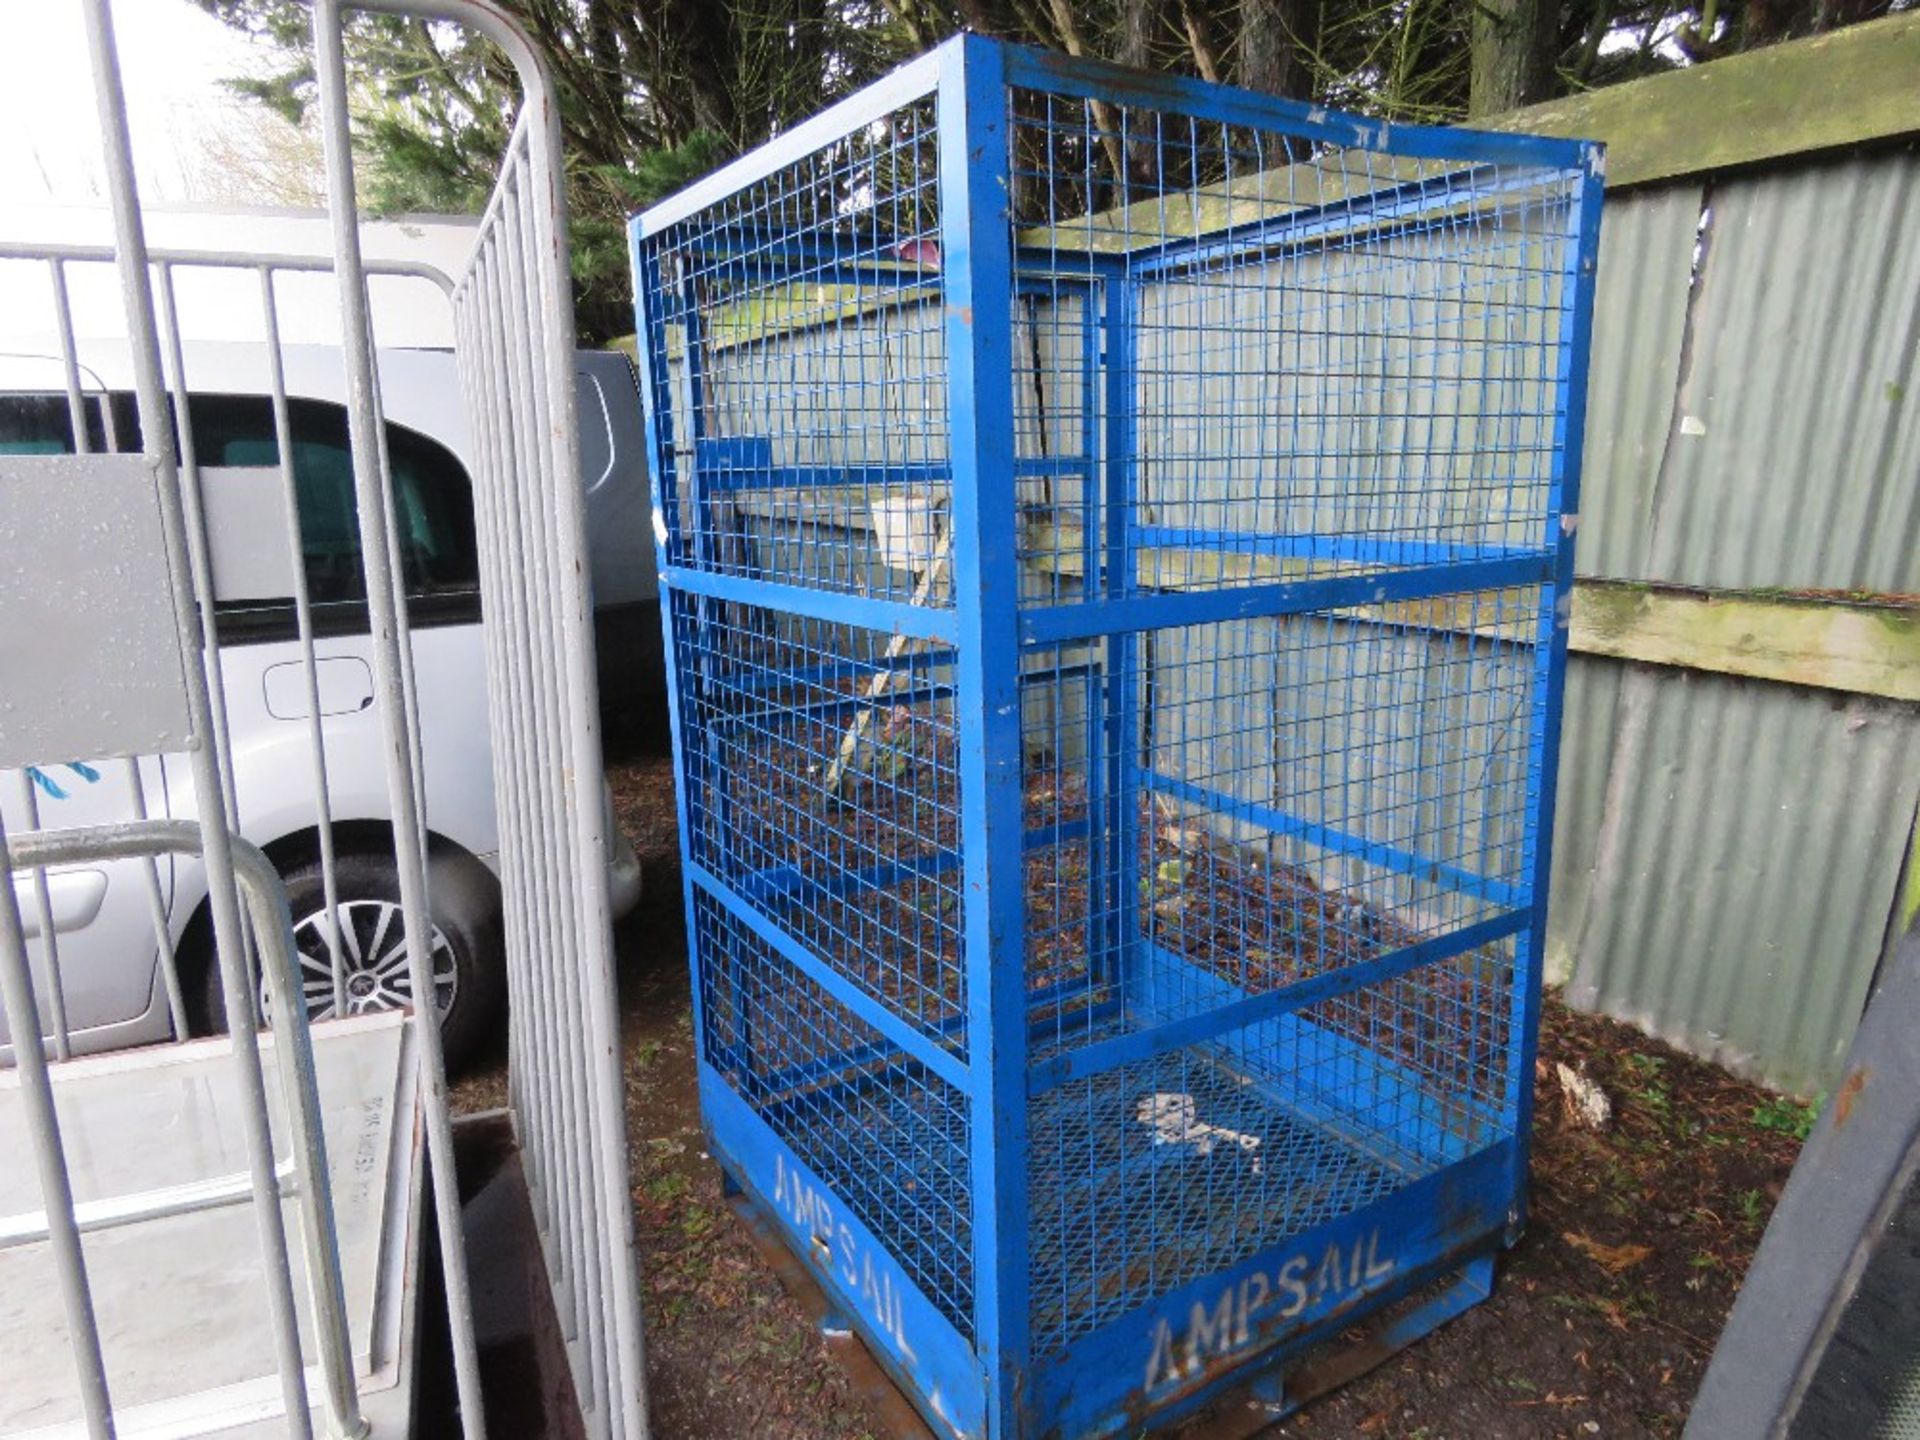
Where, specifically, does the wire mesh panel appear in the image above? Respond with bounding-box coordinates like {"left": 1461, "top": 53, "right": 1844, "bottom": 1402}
{"left": 634, "top": 35, "right": 1601, "bottom": 1439}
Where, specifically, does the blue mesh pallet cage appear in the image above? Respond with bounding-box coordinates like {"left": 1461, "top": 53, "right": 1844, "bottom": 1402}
{"left": 631, "top": 36, "right": 1602, "bottom": 1439}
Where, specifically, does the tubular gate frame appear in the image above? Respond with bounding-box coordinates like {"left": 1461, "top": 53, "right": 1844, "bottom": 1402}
{"left": 0, "top": 3, "right": 649, "bottom": 1436}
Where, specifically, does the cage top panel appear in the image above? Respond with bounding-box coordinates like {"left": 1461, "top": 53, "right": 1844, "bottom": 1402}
{"left": 633, "top": 34, "right": 1602, "bottom": 244}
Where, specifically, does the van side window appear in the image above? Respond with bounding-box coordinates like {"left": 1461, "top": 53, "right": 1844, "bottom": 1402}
{"left": 187, "top": 394, "right": 479, "bottom": 608}
{"left": 2, "top": 389, "right": 478, "bottom": 619}
{"left": 0, "top": 393, "right": 114, "bottom": 454}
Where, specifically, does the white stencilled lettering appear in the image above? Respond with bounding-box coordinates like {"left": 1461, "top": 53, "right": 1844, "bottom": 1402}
{"left": 1142, "top": 1230, "right": 1401, "bottom": 1393}
{"left": 769, "top": 1153, "right": 918, "bottom": 1361}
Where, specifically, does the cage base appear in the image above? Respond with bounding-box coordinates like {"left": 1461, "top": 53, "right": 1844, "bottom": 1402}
{"left": 1029, "top": 1024, "right": 1426, "bottom": 1356}
{"left": 703, "top": 1059, "right": 1512, "bottom": 1440}
{"left": 723, "top": 1135, "right": 1495, "bottom": 1440}
{"left": 1092, "top": 1252, "right": 1496, "bottom": 1440}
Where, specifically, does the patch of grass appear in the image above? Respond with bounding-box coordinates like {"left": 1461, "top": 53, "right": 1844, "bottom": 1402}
{"left": 646, "top": 1171, "right": 691, "bottom": 1205}
{"left": 1735, "top": 1188, "right": 1767, "bottom": 1225}
{"left": 1588, "top": 1153, "right": 1643, "bottom": 1218}
{"left": 1751, "top": 1095, "right": 1821, "bottom": 1141}
{"left": 1621, "top": 1053, "right": 1675, "bottom": 1125}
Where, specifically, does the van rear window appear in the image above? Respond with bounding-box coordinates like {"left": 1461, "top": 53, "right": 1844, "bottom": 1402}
{"left": 0, "top": 393, "right": 117, "bottom": 453}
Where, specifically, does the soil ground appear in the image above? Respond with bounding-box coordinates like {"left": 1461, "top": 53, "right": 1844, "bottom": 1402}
{"left": 454, "top": 743, "right": 1813, "bottom": 1440}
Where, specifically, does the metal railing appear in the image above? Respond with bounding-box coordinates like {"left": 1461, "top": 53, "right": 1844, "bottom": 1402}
{"left": 0, "top": 0, "right": 647, "bottom": 1435}
{"left": 0, "top": 820, "right": 365, "bottom": 1439}
{"left": 0, "top": 234, "right": 457, "bottom": 1063}
{"left": 450, "top": 117, "right": 649, "bottom": 1438}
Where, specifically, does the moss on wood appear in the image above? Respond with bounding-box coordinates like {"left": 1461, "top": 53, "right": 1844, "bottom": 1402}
{"left": 1481, "top": 11, "right": 1920, "bottom": 189}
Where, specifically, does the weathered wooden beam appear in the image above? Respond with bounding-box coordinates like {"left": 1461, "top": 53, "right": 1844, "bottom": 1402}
{"left": 1574, "top": 581, "right": 1920, "bottom": 703}
{"left": 1481, "top": 11, "right": 1920, "bottom": 190}
{"left": 1022, "top": 519, "right": 1920, "bottom": 700}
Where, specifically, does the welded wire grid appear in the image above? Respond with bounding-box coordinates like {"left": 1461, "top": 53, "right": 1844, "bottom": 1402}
{"left": 1136, "top": 594, "right": 1536, "bottom": 1019}
{"left": 668, "top": 594, "right": 966, "bottom": 1043}
{"left": 638, "top": 96, "right": 953, "bottom": 602}
{"left": 641, "top": 38, "right": 1589, "bottom": 1418}
{"left": 1008, "top": 89, "right": 1577, "bottom": 597}
{"left": 1019, "top": 600, "right": 1536, "bottom": 1021}
{"left": 1005, "top": 83, "right": 1574, "bottom": 1352}
{"left": 1027, "top": 1024, "right": 1413, "bottom": 1354}
{"left": 693, "top": 891, "right": 976, "bottom": 1336}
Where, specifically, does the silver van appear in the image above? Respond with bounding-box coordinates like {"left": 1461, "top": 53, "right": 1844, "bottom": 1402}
{"left": 0, "top": 343, "right": 654, "bottom": 1070}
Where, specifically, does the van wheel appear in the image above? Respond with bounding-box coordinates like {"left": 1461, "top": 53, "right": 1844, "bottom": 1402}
{"left": 192, "top": 849, "right": 504, "bottom": 1075}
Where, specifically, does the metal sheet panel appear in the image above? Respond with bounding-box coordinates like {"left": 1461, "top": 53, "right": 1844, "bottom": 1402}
{"left": 1576, "top": 150, "right": 1920, "bottom": 593}
{"left": 1547, "top": 653, "right": 1920, "bottom": 1094}
{"left": 201, "top": 465, "right": 297, "bottom": 603}
{"left": 1573, "top": 182, "right": 1700, "bottom": 581}
{"left": 0, "top": 453, "right": 192, "bottom": 769}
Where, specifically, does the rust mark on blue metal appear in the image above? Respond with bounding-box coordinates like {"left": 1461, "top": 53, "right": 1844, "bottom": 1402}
{"left": 1832, "top": 1066, "right": 1869, "bottom": 1130}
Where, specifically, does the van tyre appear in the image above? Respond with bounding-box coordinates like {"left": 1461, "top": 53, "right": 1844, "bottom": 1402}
{"left": 191, "top": 848, "right": 505, "bottom": 1075}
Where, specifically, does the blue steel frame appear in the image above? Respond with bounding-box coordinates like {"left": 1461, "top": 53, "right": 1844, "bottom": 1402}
{"left": 633, "top": 34, "right": 1604, "bottom": 1440}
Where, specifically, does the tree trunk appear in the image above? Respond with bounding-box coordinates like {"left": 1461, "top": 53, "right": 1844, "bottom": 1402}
{"left": 1239, "top": 0, "right": 1318, "bottom": 99}
{"left": 1179, "top": 0, "right": 1224, "bottom": 81}
{"left": 1118, "top": 0, "right": 1160, "bottom": 68}
{"left": 1469, "top": 0, "right": 1556, "bottom": 116}
{"left": 656, "top": 0, "right": 740, "bottom": 142}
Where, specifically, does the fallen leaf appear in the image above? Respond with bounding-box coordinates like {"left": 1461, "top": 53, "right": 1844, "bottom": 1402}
{"left": 1564, "top": 1230, "right": 1654, "bottom": 1273}
{"left": 1596, "top": 1297, "right": 1632, "bottom": 1331}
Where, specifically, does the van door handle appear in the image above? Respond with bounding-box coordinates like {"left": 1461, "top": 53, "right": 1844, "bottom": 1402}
{"left": 262, "top": 657, "right": 377, "bottom": 720}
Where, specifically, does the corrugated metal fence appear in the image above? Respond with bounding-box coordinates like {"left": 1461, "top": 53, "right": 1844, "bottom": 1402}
{"left": 1547, "top": 141, "right": 1920, "bottom": 1094}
